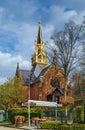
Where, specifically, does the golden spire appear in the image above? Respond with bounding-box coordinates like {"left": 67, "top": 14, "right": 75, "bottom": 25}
{"left": 37, "top": 22, "right": 43, "bottom": 44}
{"left": 31, "top": 22, "right": 48, "bottom": 66}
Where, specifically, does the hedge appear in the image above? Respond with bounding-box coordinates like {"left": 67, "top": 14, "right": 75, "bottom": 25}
{"left": 40, "top": 120, "right": 61, "bottom": 129}
{"left": 8, "top": 107, "right": 45, "bottom": 123}
{"left": 40, "top": 121, "right": 85, "bottom": 130}
{"left": 8, "top": 108, "right": 28, "bottom": 123}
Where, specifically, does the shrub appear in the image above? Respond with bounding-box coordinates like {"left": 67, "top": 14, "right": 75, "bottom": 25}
{"left": 40, "top": 120, "right": 61, "bottom": 129}
{"left": 74, "top": 106, "right": 84, "bottom": 123}
{"left": 8, "top": 108, "right": 28, "bottom": 123}
{"left": 8, "top": 107, "right": 45, "bottom": 124}
{"left": 40, "top": 121, "right": 85, "bottom": 130}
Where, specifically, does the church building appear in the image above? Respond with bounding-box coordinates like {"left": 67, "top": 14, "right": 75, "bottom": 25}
{"left": 15, "top": 22, "right": 74, "bottom": 105}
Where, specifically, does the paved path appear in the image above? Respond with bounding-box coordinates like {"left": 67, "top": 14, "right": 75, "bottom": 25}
{"left": 0, "top": 126, "right": 23, "bottom": 130}
{"left": 0, "top": 125, "right": 38, "bottom": 130}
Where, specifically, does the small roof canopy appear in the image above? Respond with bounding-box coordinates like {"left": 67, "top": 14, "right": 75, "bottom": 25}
{"left": 25, "top": 100, "right": 62, "bottom": 108}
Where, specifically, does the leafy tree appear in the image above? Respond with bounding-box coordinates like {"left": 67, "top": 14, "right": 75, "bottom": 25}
{"left": 0, "top": 76, "right": 28, "bottom": 111}
{"left": 13, "top": 76, "right": 28, "bottom": 106}
{"left": 0, "top": 78, "right": 15, "bottom": 120}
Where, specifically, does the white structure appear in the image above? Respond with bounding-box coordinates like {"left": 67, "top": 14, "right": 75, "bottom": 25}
{"left": 22, "top": 100, "right": 62, "bottom": 129}
{"left": 28, "top": 100, "right": 62, "bottom": 107}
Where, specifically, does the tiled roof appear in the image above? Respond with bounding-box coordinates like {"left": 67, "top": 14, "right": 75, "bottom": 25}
{"left": 20, "top": 69, "right": 30, "bottom": 85}
{"left": 30, "top": 64, "right": 45, "bottom": 83}
{"left": 32, "top": 64, "right": 45, "bottom": 77}
{"left": 19, "top": 64, "right": 47, "bottom": 85}
{"left": 31, "top": 64, "right": 51, "bottom": 83}
{"left": 38, "top": 65, "right": 50, "bottom": 77}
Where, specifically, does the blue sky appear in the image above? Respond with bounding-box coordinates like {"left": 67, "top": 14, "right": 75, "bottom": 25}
{"left": 0, "top": 0, "right": 85, "bottom": 84}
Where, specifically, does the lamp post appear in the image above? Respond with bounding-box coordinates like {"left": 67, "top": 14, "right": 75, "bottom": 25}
{"left": 55, "top": 98, "right": 58, "bottom": 120}
{"left": 28, "top": 71, "right": 31, "bottom": 128}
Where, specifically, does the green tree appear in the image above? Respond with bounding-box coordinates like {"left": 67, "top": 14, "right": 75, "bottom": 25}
{"left": 0, "top": 78, "right": 15, "bottom": 120}
{"left": 0, "top": 76, "right": 28, "bottom": 111}
{"left": 0, "top": 78, "right": 14, "bottom": 111}
{"left": 13, "top": 76, "right": 28, "bottom": 106}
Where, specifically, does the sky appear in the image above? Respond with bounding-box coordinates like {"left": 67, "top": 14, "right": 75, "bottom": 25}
{"left": 0, "top": 0, "right": 85, "bottom": 85}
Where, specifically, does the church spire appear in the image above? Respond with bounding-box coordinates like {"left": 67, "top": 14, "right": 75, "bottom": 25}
{"left": 15, "top": 62, "right": 20, "bottom": 77}
{"left": 31, "top": 22, "right": 48, "bottom": 66}
{"left": 37, "top": 22, "right": 43, "bottom": 44}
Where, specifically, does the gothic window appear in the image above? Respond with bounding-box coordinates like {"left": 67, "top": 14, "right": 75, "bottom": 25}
{"left": 50, "top": 77, "right": 60, "bottom": 88}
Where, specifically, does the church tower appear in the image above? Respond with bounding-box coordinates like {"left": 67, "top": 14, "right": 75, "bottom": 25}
{"left": 31, "top": 22, "right": 48, "bottom": 66}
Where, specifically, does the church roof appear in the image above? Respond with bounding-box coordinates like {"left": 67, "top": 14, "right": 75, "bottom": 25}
{"left": 30, "top": 64, "right": 45, "bottom": 83}
{"left": 31, "top": 64, "right": 45, "bottom": 77}
{"left": 20, "top": 69, "right": 30, "bottom": 85}
{"left": 37, "top": 65, "right": 50, "bottom": 79}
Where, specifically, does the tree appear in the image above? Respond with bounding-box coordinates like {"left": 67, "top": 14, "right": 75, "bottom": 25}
{"left": 72, "top": 72, "right": 85, "bottom": 99}
{"left": 13, "top": 76, "right": 28, "bottom": 106}
{"left": 79, "top": 17, "right": 85, "bottom": 73}
{"left": 72, "top": 41, "right": 85, "bottom": 102}
{"left": 0, "top": 78, "right": 14, "bottom": 111}
{"left": 80, "top": 44, "right": 85, "bottom": 72}
{"left": 0, "top": 76, "right": 28, "bottom": 111}
{"left": 50, "top": 21, "right": 82, "bottom": 122}
{"left": 0, "top": 78, "right": 15, "bottom": 120}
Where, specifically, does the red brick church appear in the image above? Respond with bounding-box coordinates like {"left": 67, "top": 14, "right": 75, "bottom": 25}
{"left": 15, "top": 23, "right": 74, "bottom": 105}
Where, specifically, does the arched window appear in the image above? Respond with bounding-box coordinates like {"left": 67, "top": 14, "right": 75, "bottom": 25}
{"left": 50, "top": 77, "right": 60, "bottom": 88}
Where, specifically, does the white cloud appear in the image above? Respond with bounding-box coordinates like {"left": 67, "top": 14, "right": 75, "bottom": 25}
{"left": 14, "top": 23, "right": 37, "bottom": 57}
{"left": 73, "top": 10, "right": 85, "bottom": 24}
{"left": 46, "top": 5, "right": 85, "bottom": 29}
{"left": 0, "top": 51, "right": 30, "bottom": 67}
{"left": 63, "top": 10, "right": 77, "bottom": 21}
{"left": 0, "top": 51, "right": 30, "bottom": 82}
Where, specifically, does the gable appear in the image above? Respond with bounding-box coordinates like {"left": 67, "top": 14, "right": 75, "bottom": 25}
{"left": 31, "top": 64, "right": 49, "bottom": 83}
{"left": 52, "top": 88, "right": 64, "bottom": 95}
{"left": 20, "top": 69, "right": 30, "bottom": 85}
